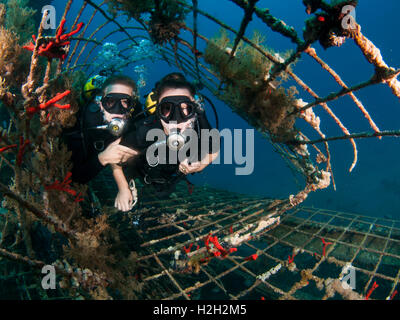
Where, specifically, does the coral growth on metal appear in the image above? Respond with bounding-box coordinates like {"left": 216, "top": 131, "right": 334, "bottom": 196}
{"left": 0, "top": 0, "right": 398, "bottom": 300}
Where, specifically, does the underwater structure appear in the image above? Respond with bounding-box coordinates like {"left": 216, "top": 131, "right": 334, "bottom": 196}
{"left": 0, "top": 0, "right": 398, "bottom": 300}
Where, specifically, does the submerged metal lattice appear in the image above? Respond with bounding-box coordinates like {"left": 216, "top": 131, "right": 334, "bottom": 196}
{"left": 0, "top": 0, "right": 399, "bottom": 300}
{"left": 0, "top": 168, "right": 399, "bottom": 300}
{"left": 90, "top": 170, "right": 400, "bottom": 300}
{"left": 63, "top": 0, "right": 400, "bottom": 207}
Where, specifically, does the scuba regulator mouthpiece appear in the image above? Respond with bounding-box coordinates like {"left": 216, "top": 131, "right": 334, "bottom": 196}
{"left": 165, "top": 119, "right": 195, "bottom": 151}
{"left": 90, "top": 118, "right": 127, "bottom": 137}
{"left": 145, "top": 130, "right": 189, "bottom": 167}
{"left": 167, "top": 131, "right": 187, "bottom": 151}
{"left": 107, "top": 118, "right": 127, "bottom": 137}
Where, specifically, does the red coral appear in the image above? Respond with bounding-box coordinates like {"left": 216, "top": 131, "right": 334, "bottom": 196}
{"left": 321, "top": 238, "right": 333, "bottom": 257}
{"left": 204, "top": 234, "right": 237, "bottom": 258}
{"left": 45, "top": 172, "right": 83, "bottom": 203}
{"left": 27, "top": 90, "right": 71, "bottom": 115}
{"left": 23, "top": 18, "right": 84, "bottom": 60}
{"left": 185, "top": 180, "right": 194, "bottom": 195}
{"left": 16, "top": 136, "right": 30, "bottom": 166}
{"left": 183, "top": 243, "right": 193, "bottom": 254}
{"left": 244, "top": 254, "right": 258, "bottom": 261}
{"left": 365, "top": 281, "right": 379, "bottom": 300}
{"left": 0, "top": 144, "right": 17, "bottom": 153}
{"left": 0, "top": 138, "right": 30, "bottom": 166}
{"left": 74, "top": 192, "right": 84, "bottom": 203}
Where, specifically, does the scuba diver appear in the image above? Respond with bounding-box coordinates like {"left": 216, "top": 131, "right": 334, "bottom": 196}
{"left": 111, "top": 73, "right": 220, "bottom": 212}
{"left": 63, "top": 74, "right": 142, "bottom": 184}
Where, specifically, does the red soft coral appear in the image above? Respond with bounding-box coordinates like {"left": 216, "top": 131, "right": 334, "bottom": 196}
{"left": 23, "top": 19, "right": 84, "bottom": 60}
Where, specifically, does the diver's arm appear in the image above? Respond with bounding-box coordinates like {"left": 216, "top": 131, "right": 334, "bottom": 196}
{"left": 98, "top": 138, "right": 139, "bottom": 166}
{"left": 179, "top": 150, "right": 219, "bottom": 174}
{"left": 111, "top": 164, "right": 130, "bottom": 193}
{"left": 206, "top": 151, "right": 219, "bottom": 164}
{"left": 199, "top": 150, "right": 219, "bottom": 169}
{"left": 179, "top": 117, "right": 220, "bottom": 174}
{"left": 70, "top": 139, "right": 137, "bottom": 184}
{"left": 111, "top": 164, "right": 133, "bottom": 212}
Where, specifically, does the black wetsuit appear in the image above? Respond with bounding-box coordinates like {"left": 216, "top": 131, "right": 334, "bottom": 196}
{"left": 63, "top": 102, "right": 114, "bottom": 184}
{"left": 63, "top": 102, "right": 142, "bottom": 184}
{"left": 120, "top": 111, "right": 218, "bottom": 195}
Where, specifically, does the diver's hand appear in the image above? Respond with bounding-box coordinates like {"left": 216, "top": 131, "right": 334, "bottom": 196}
{"left": 179, "top": 159, "right": 204, "bottom": 175}
{"left": 114, "top": 187, "right": 133, "bottom": 212}
{"left": 98, "top": 138, "right": 138, "bottom": 166}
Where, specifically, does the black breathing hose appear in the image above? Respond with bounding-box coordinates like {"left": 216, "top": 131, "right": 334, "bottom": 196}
{"left": 201, "top": 94, "right": 219, "bottom": 130}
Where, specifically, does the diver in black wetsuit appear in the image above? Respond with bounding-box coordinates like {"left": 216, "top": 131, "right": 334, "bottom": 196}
{"left": 111, "top": 73, "right": 220, "bottom": 212}
{"left": 63, "top": 75, "right": 142, "bottom": 184}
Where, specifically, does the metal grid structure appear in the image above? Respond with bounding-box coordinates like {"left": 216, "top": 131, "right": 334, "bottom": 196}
{"left": 0, "top": 0, "right": 399, "bottom": 300}
{"left": 0, "top": 168, "right": 399, "bottom": 300}
{"left": 90, "top": 170, "right": 400, "bottom": 300}
{"left": 75, "top": 1, "right": 400, "bottom": 299}
{"left": 61, "top": 0, "right": 400, "bottom": 207}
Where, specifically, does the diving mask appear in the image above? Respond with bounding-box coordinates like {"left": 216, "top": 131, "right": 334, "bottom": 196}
{"left": 157, "top": 96, "right": 197, "bottom": 124}
{"left": 101, "top": 93, "right": 136, "bottom": 115}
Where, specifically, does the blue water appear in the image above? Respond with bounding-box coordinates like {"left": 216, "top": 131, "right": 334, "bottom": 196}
{"left": 53, "top": 0, "right": 400, "bottom": 219}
